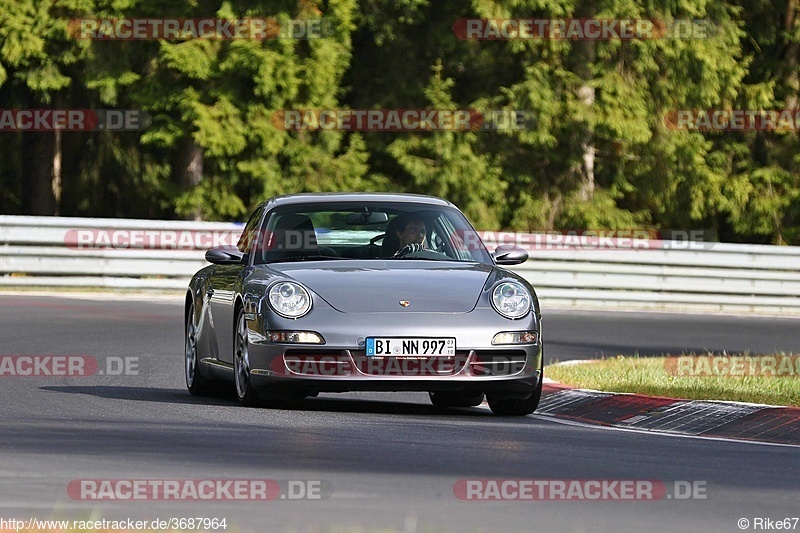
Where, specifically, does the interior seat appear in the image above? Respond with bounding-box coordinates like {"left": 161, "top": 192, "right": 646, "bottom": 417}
{"left": 380, "top": 216, "right": 403, "bottom": 257}
{"left": 264, "top": 214, "right": 319, "bottom": 261}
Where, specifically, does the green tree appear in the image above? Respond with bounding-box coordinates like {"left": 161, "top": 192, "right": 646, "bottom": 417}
{"left": 0, "top": 0, "right": 82, "bottom": 214}
{"left": 387, "top": 64, "right": 507, "bottom": 229}
{"left": 135, "top": 0, "right": 377, "bottom": 220}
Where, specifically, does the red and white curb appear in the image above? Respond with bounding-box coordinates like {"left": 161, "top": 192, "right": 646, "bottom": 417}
{"left": 531, "top": 382, "right": 800, "bottom": 446}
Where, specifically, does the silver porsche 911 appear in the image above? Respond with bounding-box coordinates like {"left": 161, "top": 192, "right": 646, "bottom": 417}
{"left": 184, "top": 193, "right": 543, "bottom": 415}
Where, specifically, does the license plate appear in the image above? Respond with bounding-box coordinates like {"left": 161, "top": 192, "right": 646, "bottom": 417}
{"left": 365, "top": 337, "right": 456, "bottom": 357}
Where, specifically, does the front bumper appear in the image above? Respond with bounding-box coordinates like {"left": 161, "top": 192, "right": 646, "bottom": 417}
{"left": 244, "top": 306, "right": 542, "bottom": 398}
{"left": 247, "top": 343, "right": 542, "bottom": 398}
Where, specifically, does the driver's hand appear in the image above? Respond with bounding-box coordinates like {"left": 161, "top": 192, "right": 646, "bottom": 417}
{"left": 394, "top": 242, "right": 424, "bottom": 257}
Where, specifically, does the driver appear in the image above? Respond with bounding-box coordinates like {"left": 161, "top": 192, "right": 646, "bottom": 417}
{"left": 394, "top": 215, "right": 427, "bottom": 257}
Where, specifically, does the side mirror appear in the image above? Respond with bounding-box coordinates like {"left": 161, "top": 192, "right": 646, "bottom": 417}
{"left": 205, "top": 246, "right": 244, "bottom": 265}
{"left": 492, "top": 244, "right": 528, "bottom": 265}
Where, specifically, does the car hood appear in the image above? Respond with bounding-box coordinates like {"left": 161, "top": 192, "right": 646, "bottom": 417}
{"left": 268, "top": 261, "right": 494, "bottom": 313}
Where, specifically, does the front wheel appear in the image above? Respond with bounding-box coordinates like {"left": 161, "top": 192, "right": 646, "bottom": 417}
{"left": 234, "top": 307, "right": 261, "bottom": 407}
{"left": 185, "top": 301, "right": 213, "bottom": 396}
{"left": 487, "top": 379, "right": 543, "bottom": 416}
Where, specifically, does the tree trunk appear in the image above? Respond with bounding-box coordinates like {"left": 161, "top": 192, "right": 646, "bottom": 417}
{"left": 21, "top": 129, "right": 57, "bottom": 215}
{"left": 175, "top": 137, "right": 204, "bottom": 221}
{"left": 573, "top": 1, "right": 596, "bottom": 201}
{"left": 578, "top": 85, "right": 596, "bottom": 201}
{"left": 785, "top": 0, "right": 799, "bottom": 109}
{"left": 21, "top": 93, "right": 63, "bottom": 216}
{"left": 52, "top": 128, "right": 62, "bottom": 215}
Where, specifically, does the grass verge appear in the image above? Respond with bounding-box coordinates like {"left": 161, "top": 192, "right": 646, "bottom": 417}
{"left": 544, "top": 354, "right": 800, "bottom": 407}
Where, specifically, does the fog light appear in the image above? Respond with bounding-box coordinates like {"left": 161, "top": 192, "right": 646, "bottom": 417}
{"left": 267, "top": 331, "right": 325, "bottom": 344}
{"left": 492, "top": 331, "right": 538, "bottom": 345}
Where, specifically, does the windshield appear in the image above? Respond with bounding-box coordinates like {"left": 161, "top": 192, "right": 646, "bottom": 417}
{"left": 251, "top": 202, "right": 492, "bottom": 264}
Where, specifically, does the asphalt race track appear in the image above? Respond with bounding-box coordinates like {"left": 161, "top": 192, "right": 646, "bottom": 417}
{"left": 0, "top": 294, "right": 798, "bottom": 533}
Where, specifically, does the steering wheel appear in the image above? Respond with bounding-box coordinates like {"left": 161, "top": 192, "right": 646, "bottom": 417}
{"left": 394, "top": 243, "right": 425, "bottom": 257}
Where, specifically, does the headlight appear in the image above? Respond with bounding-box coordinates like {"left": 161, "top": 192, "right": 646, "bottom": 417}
{"left": 268, "top": 281, "right": 312, "bottom": 319}
{"left": 491, "top": 281, "right": 531, "bottom": 319}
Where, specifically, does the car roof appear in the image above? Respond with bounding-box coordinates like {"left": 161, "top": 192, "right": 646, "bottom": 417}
{"left": 260, "top": 192, "right": 456, "bottom": 209}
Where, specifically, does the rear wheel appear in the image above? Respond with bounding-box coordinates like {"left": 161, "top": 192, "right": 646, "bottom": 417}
{"left": 234, "top": 307, "right": 261, "bottom": 406}
{"left": 185, "top": 301, "right": 213, "bottom": 396}
{"left": 429, "top": 391, "right": 485, "bottom": 408}
{"left": 487, "top": 379, "right": 543, "bottom": 416}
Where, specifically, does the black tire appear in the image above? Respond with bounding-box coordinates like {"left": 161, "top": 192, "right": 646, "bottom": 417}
{"left": 487, "top": 379, "right": 543, "bottom": 416}
{"left": 429, "top": 391, "right": 485, "bottom": 408}
{"left": 233, "top": 306, "right": 261, "bottom": 407}
{"left": 185, "top": 300, "right": 214, "bottom": 396}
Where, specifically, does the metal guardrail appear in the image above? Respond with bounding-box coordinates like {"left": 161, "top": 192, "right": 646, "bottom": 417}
{"left": 482, "top": 237, "right": 800, "bottom": 314}
{"left": 2, "top": 215, "right": 799, "bottom": 314}
{"left": 0, "top": 216, "right": 236, "bottom": 290}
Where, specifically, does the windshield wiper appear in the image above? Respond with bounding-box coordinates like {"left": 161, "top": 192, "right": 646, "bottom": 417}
{"left": 267, "top": 254, "right": 347, "bottom": 263}
{"left": 389, "top": 255, "right": 451, "bottom": 261}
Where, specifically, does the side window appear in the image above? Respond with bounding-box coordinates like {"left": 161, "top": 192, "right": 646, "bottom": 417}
{"left": 436, "top": 213, "right": 472, "bottom": 260}
{"left": 427, "top": 224, "right": 445, "bottom": 254}
{"left": 237, "top": 207, "right": 265, "bottom": 255}
{"left": 428, "top": 215, "right": 451, "bottom": 259}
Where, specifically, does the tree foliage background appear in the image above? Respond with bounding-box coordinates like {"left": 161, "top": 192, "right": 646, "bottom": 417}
{"left": 0, "top": 0, "right": 799, "bottom": 244}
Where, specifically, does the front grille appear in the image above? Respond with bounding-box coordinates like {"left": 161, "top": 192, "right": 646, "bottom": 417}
{"left": 282, "top": 350, "right": 352, "bottom": 377}
{"left": 284, "top": 349, "right": 347, "bottom": 357}
{"left": 349, "top": 350, "right": 470, "bottom": 376}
